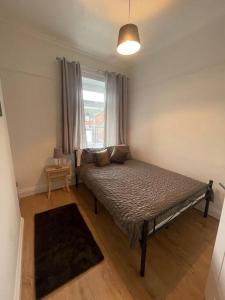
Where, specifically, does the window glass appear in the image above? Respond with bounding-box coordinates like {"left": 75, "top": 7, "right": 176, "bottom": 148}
{"left": 82, "top": 77, "right": 105, "bottom": 148}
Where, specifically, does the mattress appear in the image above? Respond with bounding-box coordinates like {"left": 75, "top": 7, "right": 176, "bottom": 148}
{"left": 79, "top": 159, "right": 207, "bottom": 247}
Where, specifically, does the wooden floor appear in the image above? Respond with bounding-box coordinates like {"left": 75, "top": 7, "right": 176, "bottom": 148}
{"left": 20, "top": 185, "right": 218, "bottom": 300}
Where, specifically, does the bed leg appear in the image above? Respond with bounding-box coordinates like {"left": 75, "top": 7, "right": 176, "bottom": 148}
{"left": 94, "top": 197, "right": 98, "bottom": 214}
{"left": 74, "top": 149, "right": 79, "bottom": 188}
{"left": 204, "top": 198, "right": 210, "bottom": 218}
{"left": 140, "top": 220, "right": 148, "bottom": 277}
{"left": 204, "top": 180, "right": 213, "bottom": 218}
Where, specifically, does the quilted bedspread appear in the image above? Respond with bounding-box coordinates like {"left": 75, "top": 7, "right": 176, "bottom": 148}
{"left": 79, "top": 159, "right": 207, "bottom": 247}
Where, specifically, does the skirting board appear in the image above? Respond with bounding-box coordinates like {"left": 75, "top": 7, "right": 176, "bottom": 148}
{"left": 14, "top": 217, "right": 24, "bottom": 300}
{"left": 18, "top": 178, "right": 75, "bottom": 198}
{"left": 195, "top": 202, "right": 221, "bottom": 220}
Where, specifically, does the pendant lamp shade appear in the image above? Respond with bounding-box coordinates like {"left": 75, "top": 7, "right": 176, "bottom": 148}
{"left": 117, "top": 23, "right": 141, "bottom": 55}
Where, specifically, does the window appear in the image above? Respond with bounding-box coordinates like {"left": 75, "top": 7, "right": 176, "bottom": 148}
{"left": 82, "top": 76, "right": 106, "bottom": 148}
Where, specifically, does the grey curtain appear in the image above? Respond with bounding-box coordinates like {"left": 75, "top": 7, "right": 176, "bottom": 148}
{"left": 105, "top": 72, "right": 128, "bottom": 146}
{"left": 61, "top": 58, "right": 86, "bottom": 154}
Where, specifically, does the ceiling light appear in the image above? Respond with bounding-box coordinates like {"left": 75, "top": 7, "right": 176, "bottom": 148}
{"left": 117, "top": 1, "right": 141, "bottom": 55}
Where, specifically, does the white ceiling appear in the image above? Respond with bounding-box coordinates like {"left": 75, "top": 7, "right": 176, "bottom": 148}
{"left": 0, "top": 0, "right": 225, "bottom": 64}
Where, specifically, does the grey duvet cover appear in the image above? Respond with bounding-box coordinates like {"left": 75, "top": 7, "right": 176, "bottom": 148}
{"left": 79, "top": 159, "right": 207, "bottom": 247}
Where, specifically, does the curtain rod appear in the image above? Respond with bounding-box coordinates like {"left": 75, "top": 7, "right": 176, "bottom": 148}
{"left": 56, "top": 56, "right": 105, "bottom": 75}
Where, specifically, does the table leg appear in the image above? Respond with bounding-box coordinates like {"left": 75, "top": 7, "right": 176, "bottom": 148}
{"left": 48, "top": 179, "right": 51, "bottom": 199}
{"left": 65, "top": 177, "right": 70, "bottom": 193}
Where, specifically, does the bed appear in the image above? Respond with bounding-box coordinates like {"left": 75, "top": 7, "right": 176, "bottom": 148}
{"left": 74, "top": 147, "right": 213, "bottom": 277}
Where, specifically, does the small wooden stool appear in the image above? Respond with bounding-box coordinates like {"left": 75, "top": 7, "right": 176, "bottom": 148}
{"left": 45, "top": 165, "right": 71, "bottom": 199}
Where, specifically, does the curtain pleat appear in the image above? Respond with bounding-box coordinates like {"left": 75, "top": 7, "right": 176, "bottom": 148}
{"left": 61, "top": 58, "right": 86, "bottom": 154}
{"left": 105, "top": 72, "right": 128, "bottom": 146}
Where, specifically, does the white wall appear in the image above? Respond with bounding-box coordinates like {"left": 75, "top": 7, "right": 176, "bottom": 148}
{"left": 0, "top": 19, "right": 127, "bottom": 197}
{"left": 0, "top": 81, "right": 22, "bottom": 300}
{"left": 205, "top": 191, "right": 225, "bottom": 300}
{"left": 128, "top": 16, "right": 225, "bottom": 218}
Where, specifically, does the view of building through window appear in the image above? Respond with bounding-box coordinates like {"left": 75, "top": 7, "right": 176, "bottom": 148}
{"left": 82, "top": 76, "right": 105, "bottom": 148}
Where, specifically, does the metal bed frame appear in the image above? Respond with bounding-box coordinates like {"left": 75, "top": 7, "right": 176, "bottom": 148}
{"left": 74, "top": 150, "right": 213, "bottom": 277}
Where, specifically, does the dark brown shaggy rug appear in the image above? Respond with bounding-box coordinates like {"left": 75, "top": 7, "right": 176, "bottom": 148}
{"left": 34, "top": 203, "right": 104, "bottom": 299}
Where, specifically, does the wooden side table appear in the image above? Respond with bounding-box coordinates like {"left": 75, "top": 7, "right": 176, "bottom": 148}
{"left": 45, "top": 165, "right": 71, "bottom": 199}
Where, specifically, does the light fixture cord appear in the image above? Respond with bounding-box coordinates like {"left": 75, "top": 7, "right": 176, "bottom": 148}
{"left": 128, "top": 0, "right": 131, "bottom": 22}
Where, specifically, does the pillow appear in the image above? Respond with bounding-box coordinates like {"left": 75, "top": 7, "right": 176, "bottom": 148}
{"left": 107, "top": 145, "right": 131, "bottom": 160}
{"left": 81, "top": 148, "right": 105, "bottom": 164}
{"left": 110, "top": 146, "right": 128, "bottom": 164}
{"left": 95, "top": 149, "right": 110, "bottom": 167}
